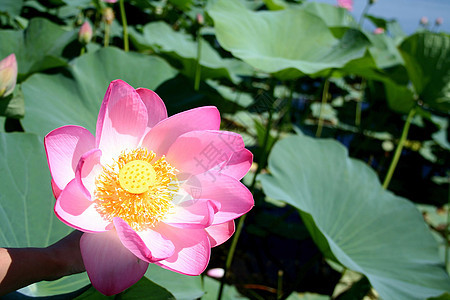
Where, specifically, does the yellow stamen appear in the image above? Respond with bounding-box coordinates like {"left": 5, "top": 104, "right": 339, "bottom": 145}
{"left": 94, "top": 148, "right": 179, "bottom": 231}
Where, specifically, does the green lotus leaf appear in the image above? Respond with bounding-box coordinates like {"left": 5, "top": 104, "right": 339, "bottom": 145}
{"left": 0, "top": 18, "right": 76, "bottom": 80}
{"left": 130, "top": 21, "right": 253, "bottom": 83}
{"left": 400, "top": 32, "right": 450, "bottom": 114}
{"left": 259, "top": 133, "right": 450, "bottom": 299}
{"left": 208, "top": 0, "right": 369, "bottom": 79}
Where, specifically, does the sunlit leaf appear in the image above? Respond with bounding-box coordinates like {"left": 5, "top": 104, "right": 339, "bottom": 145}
{"left": 21, "top": 47, "right": 177, "bottom": 138}
{"left": 0, "top": 132, "right": 89, "bottom": 297}
{"left": 0, "top": 18, "right": 76, "bottom": 79}
{"left": 208, "top": 0, "right": 369, "bottom": 79}
{"left": 130, "top": 21, "right": 253, "bottom": 83}
{"left": 259, "top": 133, "right": 450, "bottom": 299}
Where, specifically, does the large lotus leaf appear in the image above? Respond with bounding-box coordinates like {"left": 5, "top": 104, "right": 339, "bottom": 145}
{"left": 0, "top": 132, "right": 89, "bottom": 296}
{"left": 22, "top": 47, "right": 177, "bottom": 138}
{"left": 400, "top": 32, "right": 450, "bottom": 114}
{"left": 207, "top": 0, "right": 369, "bottom": 79}
{"left": 366, "top": 31, "right": 405, "bottom": 69}
{"left": 129, "top": 22, "right": 253, "bottom": 83}
{"left": 302, "top": 2, "right": 357, "bottom": 36}
{"left": 145, "top": 264, "right": 203, "bottom": 300}
{"left": 0, "top": 0, "right": 23, "bottom": 16}
{"left": 0, "top": 18, "right": 76, "bottom": 79}
{"left": 384, "top": 80, "right": 415, "bottom": 114}
{"left": 259, "top": 134, "right": 450, "bottom": 299}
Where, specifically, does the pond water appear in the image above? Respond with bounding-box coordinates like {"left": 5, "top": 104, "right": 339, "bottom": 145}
{"left": 313, "top": 0, "right": 450, "bottom": 34}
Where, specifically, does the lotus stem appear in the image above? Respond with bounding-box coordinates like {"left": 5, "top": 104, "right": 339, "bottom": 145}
{"left": 104, "top": 23, "right": 110, "bottom": 47}
{"left": 358, "top": 1, "right": 370, "bottom": 27}
{"left": 382, "top": 106, "right": 416, "bottom": 189}
{"left": 194, "top": 33, "right": 202, "bottom": 91}
{"left": 315, "top": 78, "right": 330, "bottom": 138}
{"left": 446, "top": 173, "right": 449, "bottom": 269}
{"left": 218, "top": 102, "right": 275, "bottom": 300}
{"left": 355, "top": 78, "right": 366, "bottom": 128}
{"left": 119, "top": 0, "right": 129, "bottom": 52}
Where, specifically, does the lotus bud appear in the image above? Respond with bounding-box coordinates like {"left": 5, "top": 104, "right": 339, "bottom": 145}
{"left": 435, "top": 17, "right": 443, "bottom": 26}
{"left": 206, "top": 268, "right": 225, "bottom": 279}
{"left": 103, "top": 7, "right": 115, "bottom": 25}
{"left": 102, "top": 0, "right": 117, "bottom": 3}
{"left": 382, "top": 140, "right": 394, "bottom": 152}
{"left": 420, "top": 16, "right": 429, "bottom": 26}
{"left": 78, "top": 21, "right": 93, "bottom": 45}
{"left": 0, "top": 54, "right": 18, "bottom": 98}
{"left": 373, "top": 27, "right": 385, "bottom": 34}
{"left": 196, "top": 13, "right": 204, "bottom": 25}
{"left": 337, "top": 0, "right": 353, "bottom": 11}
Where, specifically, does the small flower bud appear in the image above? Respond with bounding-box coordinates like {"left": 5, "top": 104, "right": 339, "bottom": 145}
{"left": 102, "top": 0, "right": 117, "bottom": 3}
{"left": 103, "top": 7, "right": 115, "bottom": 25}
{"left": 420, "top": 16, "right": 429, "bottom": 26}
{"left": 78, "top": 21, "right": 93, "bottom": 45}
{"left": 0, "top": 53, "right": 18, "bottom": 98}
{"left": 373, "top": 27, "right": 385, "bottom": 34}
{"left": 382, "top": 140, "right": 394, "bottom": 152}
{"left": 196, "top": 13, "right": 204, "bottom": 25}
{"left": 206, "top": 268, "right": 225, "bottom": 279}
{"left": 337, "top": 0, "right": 353, "bottom": 11}
{"left": 435, "top": 17, "right": 443, "bottom": 26}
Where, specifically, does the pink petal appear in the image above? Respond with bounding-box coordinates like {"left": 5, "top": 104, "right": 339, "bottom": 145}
{"left": 141, "top": 106, "right": 220, "bottom": 157}
{"left": 95, "top": 80, "right": 148, "bottom": 162}
{"left": 205, "top": 220, "right": 235, "bottom": 247}
{"left": 80, "top": 231, "right": 149, "bottom": 296}
{"left": 74, "top": 148, "right": 102, "bottom": 198}
{"left": 155, "top": 223, "right": 210, "bottom": 275}
{"left": 0, "top": 53, "right": 18, "bottom": 97}
{"left": 187, "top": 173, "right": 253, "bottom": 225}
{"left": 113, "top": 217, "right": 175, "bottom": 263}
{"left": 136, "top": 88, "right": 168, "bottom": 129}
{"left": 54, "top": 179, "right": 111, "bottom": 233}
{"left": 220, "top": 148, "right": 253, "bottom": 180}
{"left": 45, "top": 125, "right": 95, "bottom": 192}
{"left": 166, "top": 130, "right": 244, "bottom": 176}
{"left": 164, "top": 199, "right": 218, "bottom": 229}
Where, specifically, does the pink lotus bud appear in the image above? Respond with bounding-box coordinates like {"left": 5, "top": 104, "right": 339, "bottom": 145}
{"left": 196, "top": 13, "right": 204, "bottom": 25}
{"left": 337, "top": 0, "right": 353, "bottom": 11}
{"left": 435, "top": 17, "right": 443, "bottom": 26}
{"left": 103, "top": 7, "right": 115, "bottom": 25}
{"left": 78, "top": 21, "right": 93, "bottom": 44}
{"left": 373, "top": 27, "right": 385, "bottom": 34}
{"left": 206, "top": 268, "right": 225, "bottom": 279}
{"left": 102, "top": 0, "right": 118, "bottom": 3}
{"left": 0, "top": 54, "right": 18, "bottom": 98}
{"left": 420, "top": 16, "right": 429, "bottom": 26}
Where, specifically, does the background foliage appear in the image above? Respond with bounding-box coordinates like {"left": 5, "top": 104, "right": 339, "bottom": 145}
{"left": 0, "top": 0, "right": 449, "bottom": 299}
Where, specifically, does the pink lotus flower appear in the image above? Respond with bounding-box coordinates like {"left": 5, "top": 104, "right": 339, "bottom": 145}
{"left": 0, "top": 53, "right": 18, "bottom": 98}
{"left": 373, "top": 27, "right": 385, "bottom": 34}
{"left": 337, "top": 0, "right": 353, "bottom": 11}
{"left": 78, "top": 21, "right": 93, "bottom": 44}
{"left": 45, "top": 80, "right": 254, "bottom": 295}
